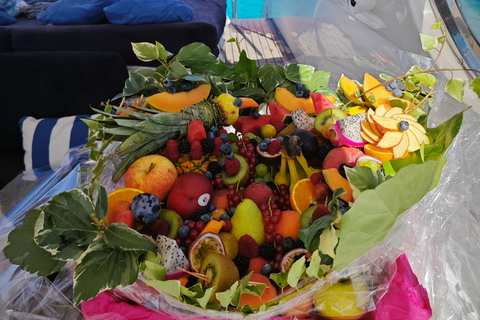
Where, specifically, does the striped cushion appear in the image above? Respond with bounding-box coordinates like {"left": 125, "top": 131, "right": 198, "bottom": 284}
{"left": 20, "top": 115, "right": 90, "bottom": 178}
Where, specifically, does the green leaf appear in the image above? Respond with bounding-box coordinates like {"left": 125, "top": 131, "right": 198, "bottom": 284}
{"left": 132, "top": 42, "right": 160, "bottom": 62}
{"left": 346, "top": 166, "right": 385, "bottom": 200}
{"left": 34, "top": 189, "right": 98, "bottom": 261}
{"left": 231, "top": 273, "right": 252, "bottom": 307}
{"left": 420, "top": 33, "right": 439, "bottom": 51}
{"left": 416, "top": 73, "right": 436, "bottom": 88}
{"left": 445, "top": 78, "right": 465, "bottom": 102}
{"left": 304, "top": 70, "right": 331, "bottom": 91}
{"left": 431, "top": 21, "right": 441, "bottom": 29}
{"left": 175, "top": 42, "right": 218, "bottom": 68}
{"left": 285, "top": 64, "right": 315, "bottom": 84}
{"left": 167, "top": 61, "right": 190, "bottom": 80}
{"left": 319, "top": 226, "right": 338, "bottom": 258}
{"left": 155, "top": 41, "right": 171, "bottom": 61}
{"left": 3, "top": 209, "right": 66, "bottom": 276}
{"left": 269, "top": 272, "right": 289, "bottom": 289}
{"left": 104, "top": 223, "right": 157, "bottom": 252}
{"left": 298, "top": 214, "right": 335, "bottom": 253}
{"left": 469, "top": 77, "right": 480, "bottom": 99}
{"left": 197, "top": 287, "right": 216, "bottom": 308}
{"left": 258, "top": 64, "right": 286, "bottom": 93}
{"left": 328, "top": 188, "right": 346, "bottom": 215}
{"left": 73, "top": 238, "right": 139, "bottom": 305}
{"left": 333, "top": 157, "right": 447, "bottom": 271}
{"left": 143, "top": 261, "right": 167, "bottom": 281}
{"left": 144, "top": 279, "right": 181, "bottom": 299}
{"left": 233, "top": 50, "right": 258, "bottom": 83}
{"left": 380, "top": 73, "right": 394, "bottom": 81}
{"left": 122, "top": 72, "right": 159, "bottom": 97}
{"left": 306, "top": 250, "right": 327, "bottom": 278}
{"left": 216, "top": 281, "right": 239, "bottom": 308}
{"left": 95, "top": 186, "right": 108, "bottom": 220}
{"left": 437, "top": 36, "right": 445, "bottom": 44}
{"left": 287, "top": 256, "right": 306, "bottom": 288}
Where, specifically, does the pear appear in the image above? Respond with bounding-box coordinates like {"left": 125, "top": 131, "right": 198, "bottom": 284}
{"left": 231, "top": 199, "right": 265, "bottom": 245}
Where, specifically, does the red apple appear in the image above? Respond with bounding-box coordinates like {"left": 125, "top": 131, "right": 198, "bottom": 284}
{"left": 166, "top": 173, "right": 213, "bottom": 219}
{"left": 243, "top": 183, "right": 274, "bottom": 208}
{"left": 125, "top": 155, "right": 178, "bottom": 201}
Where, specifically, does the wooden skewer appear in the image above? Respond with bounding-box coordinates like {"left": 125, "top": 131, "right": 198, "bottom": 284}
{"left": 176, "top": 267, "right": 210, "bottom": 282}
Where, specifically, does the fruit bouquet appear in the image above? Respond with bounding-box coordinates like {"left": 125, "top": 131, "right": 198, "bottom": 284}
{"left": 2, "top": 21, "right": 480, "bottom": 319}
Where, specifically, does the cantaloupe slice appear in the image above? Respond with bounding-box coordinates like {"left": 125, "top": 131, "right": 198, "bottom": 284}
{"left": 274, "top": 87, "right": 315, "bottom": 114}
{"left": 146, "top": 83, "right": 211, "bottom": 113}
{"left": 363, "top": 73, "right": 395, "bottom": 108}
{"left": 323, "top": 168, "right": 353, "bottom": 202}
{"left": 339, "top": 74, "right": 364, "bottom": 105}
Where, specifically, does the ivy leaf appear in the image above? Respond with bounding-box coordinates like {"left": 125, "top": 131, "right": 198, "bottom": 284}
{"left": 380, "top": 73, "right": 394, "bottom": 81}
{"left": 155, "top": 41, "right": 171, "bottom": 61}
{"left": 73, "top": 238, "right": 139, "bottom": 305}
{"left": 143, "top": 261, "right": 167, "bottom": 281}
{"left": 431, "top": 21, "right": 441, "bottom": 29}
{"left": 304, "top": 70, "right": 331, "bottom": 91}
{"left": 233, "top": 50, "right": 258, "bottom": 83}
{"left": 3, "top": 209, "right": 66, "bottom": 276}
{"left": 132, "top": 42, "right": 160, "bottom": 62}
{"left": 287, "top": 256, "right": 306, "bottom": 288}
{"left": 197, "top": 287, "right": 216, "bottom": 309}
{"left": 420, "top": 33, "right": 439, "bottom": 51}
{"left": 306, "top": 250, "right": 328, "bottom": 278}
{"left": 175, "top": 42, "right": 218, "bottom": 67}
{"left": 258, "top": 64, "right": 286, "bottom": 93}
{"left": 104, "top": 223, "right": 157, "bottom": 252}
{"left": 95, "top": 186, "right": 108, "bottom": 220}
{"left": 119, "top": 72, "right": 159, "bottom": 99}
{"left": 216, "top": 281, "right": 239, "bottom": 308}
{"left": 346, "top": 166, "right": 385, "bottom": 200}
{"left": 34, "top": 189, "right": 98, "bottom": 261}
{"left": 167, "top": 61, "right": 190, "bottom": 80}
{"left": 143, "top": 279, "right": 181, "bottom": 299}
{"left": 319, "top": 226, "right": 338, "bottom": 258}
{"left": 269, "top": 272, "right": 289, "bottom": 289}
{"left": 416, "top": 73, "right": 436, "bottom": 88}
{"left": 231, "top": 273, "right": 253, "bottom": 307}
{"left": 445, "top": 78, "right": 465, "bottom": 103}
{"left": 298, "top": 214, "right": 335, "bottom": 253}
{"left": 285, "top": 63, "right": 315, "bottom": 84}
{"left": 470, "top": 77, "right": 480, "bottom": 99}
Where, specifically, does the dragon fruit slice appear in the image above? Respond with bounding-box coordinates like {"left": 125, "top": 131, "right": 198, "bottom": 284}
{"left": 291, "top": 108, "right": 314, "bottom": 131}
{"left": 155, "top": 235, "right": 190, "bottom": 280}
{"left": 329, "top": 113, "right": 367, "bottom": 147}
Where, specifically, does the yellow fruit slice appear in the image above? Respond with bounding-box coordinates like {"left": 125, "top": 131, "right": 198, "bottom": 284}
{"left": 377, "top": 131, "right": 403, "bottom": 149}
{"left": 371, "top": 115, "right": 400, "bottom": 132}
{"left": 409, "top": 126, "right": 430, "bottom": 145}
{"left": 360, "top": 131, "right": 377, "bottom": 144}
{"left": 146, "top": 83, "right": 211, "bottom": 113}
{"left": 406, "top": 130, "right": 421, "bottom": 152}
{"left": 345, "top": 106, "right": 368, "bottom": 115}
{"left": 383, "top": 107, "right": 404, "bottom": 118}
{"left": 374, "top": 104, "right": 389, "bottom": 117}
{"left": 290, "top": 178, "right": 317, "bottom": 214}
{"left": 393, "top": 132, "right": 409, "bottom": 158}
{"left": 364, "top": 144, "right": 394, "bottom": 162}
{"left": 219, "top": 232, "right": 239, "bottom": 260}
{"left": 360, "top": 121, "right": 381, "bottom": 142}
{"left": 106, "top": 187, "right": 144, "bottom": 223}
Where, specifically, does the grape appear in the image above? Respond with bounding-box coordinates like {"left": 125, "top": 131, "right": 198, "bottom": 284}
{"left": 255, "top": 163, "right": 268, "bottom": 178}
{"left": 130, "top": 193, "right": 161, "bottom": 226}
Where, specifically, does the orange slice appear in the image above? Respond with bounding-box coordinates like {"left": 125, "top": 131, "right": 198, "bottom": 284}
{"left": 290, "top": 178, "right": 318, "bottom": 214}
{"left": 364, "top": 144, "right": 394, "bottom": 162}
{"left": 106, "top": 187, "right": 144, "bottom": 223}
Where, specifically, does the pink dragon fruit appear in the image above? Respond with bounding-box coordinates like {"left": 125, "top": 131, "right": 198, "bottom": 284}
{"left": 329, "top": 113, "right": 367, "bottom": 147}
{"left": 155, "top": 235, "right": 190, "bottom": 280}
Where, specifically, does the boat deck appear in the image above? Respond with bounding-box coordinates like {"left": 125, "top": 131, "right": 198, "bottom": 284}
{"left": 221, "top": 18, "right": 296, "bottom": 67}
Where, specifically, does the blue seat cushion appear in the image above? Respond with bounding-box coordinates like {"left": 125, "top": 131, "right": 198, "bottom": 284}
{"left": 37, "top": 0, "right": 119, "bottom": 25}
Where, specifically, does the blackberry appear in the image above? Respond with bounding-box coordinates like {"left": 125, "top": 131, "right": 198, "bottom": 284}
{"left": 201, "top": 138, "right": 215, "bottom": 154}
{"left": 296, "top": 239, "right": 305, "bottom": 249}
{"left": 178, "top": 140, "right": 191, "bottom": 154}
{"left": 258, "top": 242, "right": 276, "bottom": 260}
{"left": 339, "top": 163, "right": 354, "bottom": 179}
{"left": 316, "top": 145, "right": 329, "bottom": 159}
{"left": 207, "top": 161, "right": 221, "bottom": 175}
{"left": 250, "top": 139, "right": 258, "bottom": 148}
{"left": 191, "top": 209, "right": 209, "bottom": 221}
{"left": 233, "top": 255, "right": 250, "bottom": 277}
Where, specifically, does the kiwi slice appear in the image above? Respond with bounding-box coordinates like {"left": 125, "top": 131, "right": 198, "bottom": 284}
{"left": 146, "top": 209, "right": 182, "bottom": 239}
{"left": 314, "top": 108, "right": 347, "bottom": 132}
{"left": 198, "top": 252, "right": 239, "bottom": 301}
{"left": 221, "top": 154, "right": 249, "bottom": 187}
{"left": 300, "top": 205, "right": 318, "bottom": 228}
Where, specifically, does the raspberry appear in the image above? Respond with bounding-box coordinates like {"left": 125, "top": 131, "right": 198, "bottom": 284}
{"left": 237, "top": 234, "right": 259, "bottom": 259}
{"left": 220, "top": 220, "right": 232, "bottom": 232}
{"left": 190, "top": 140, "right": 203, "bottom": 160}
{"left": 233, "top": 255, "right": 250, "bottom": 278}
{"left": 213, "top": 137, "right": 223, "bottom": 157}
{"left": 267, "top": 139, "right": 281, "bottom": 155}
{"left": 258, "top": 242, "right": 276, "bottom": 260}
{"left": 217, "top": 128, "right": 228, "bottom": 137}
{"left": 207, "top": 161, "right": 221, "bottom": 175}
{"left": 225, "top": 157, "right": 240, "bottom": 176}
{"left": 269, "top": 117, "right": 286, "bottom": 133}
{"left": 178, "top": 140, "right": 191, "bottom": 154}
{"left": 164, "top": 139, "right": 180, "bottom": 162}
{"left": 310, "top": 172, "right": 325, "bottom": 185}
{"left": 312, "top": 205, "right": 330, "bottom": 223}
{"left": 201, "top": 138, "right": 215, "bottom": 154}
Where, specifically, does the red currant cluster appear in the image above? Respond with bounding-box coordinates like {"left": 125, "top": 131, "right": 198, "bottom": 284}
{"left": 235, "top": 137, "right": 257, "bottom": 184}
{"left": 272, "top": 244, "right": 285, "bottom": 272}
{"left": 211, "top": 173, "right": 225, "bottom": 190}
{"left": 259, "top": 202, "right": 283, "bottom": 244}
{"left": 226, "top": 184, "right": 244, "bottom": 208}
{"left": 175, "top": 220, "right": 205, "bottom": 250}
{"left": 272, "top": 184, "right": 291, "bottom": 211}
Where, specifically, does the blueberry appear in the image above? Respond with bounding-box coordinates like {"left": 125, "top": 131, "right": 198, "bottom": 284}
{"left": 282, "top": 236, "right": 296, "bottom": 252}
{"left": 219, "top": 159, "right": 225, "bottom": 167}
{"left": 167, "top": 86, "right": 176, "bottom": 94}
{"left": 263, "top": 138, "right": 271, "bottom": 146}
{"left": 220, "top": 143, "right": 232, "bottom": 155}
{"left": 295, "top": 90, "right": 304, "bottom": 98}
{"left": 257, "top": 126, "right": 263, "bottom": 138}
{"left": 219, "top": 133, "right": 229, "bottom": 143}
{"left": 388, "top": 80, "right": 398, "bottom": 89}
{"left": 303, "top": 89, "right": 311, "bottom": 98}
{"left": 210, "top": 126, "right": 219, "bottom": 135}
{"left": 163, "top": 80, "right": 173, "bottom": 89}
{"left": 207, "top": 131, "right": 215, "bottom": 140}
{"left": 178, "top": 225, "right": 190, "bottom": 239}
{"left": 399, "top": 120, "right": 409, "bottom": 131}
{"left": 208, "top": 203, "right": 216, "bottom": 212}
{"left": 261, "top": 263, "right": 273, "bottom": 276}
{"left": 180, "top": 81, "right": 193, "bottom": 92}
{"left": 234, "top": 98, "right": 243, "bottom": 107}
{"left": 200, "top": 213, "right": 212, "bottom": 223}
{"left": 252, "top": 112, "right": 260, "bottom": 119}
{"left": 226, "top": 151, "right": 235, "bottom": 160}
{"left": 393, "top": 88, "right": 402, "bottom": 97}
{"left": 130, "top": 193, "right": 161, "bottom": 226}
{"left": 296, "top": 82, "right": 303, "bottom": 91}
{"left": 204, "top": 170, "right": 213, "bottom": 180}
{"left": 219, "top": 213, "right": 230, "bottom": 221}
{"left": 250, "top": 107, "right": 258, "bottom": 113}
{"left": 277, "top": 136, "right": 284, "bottom": 143}
{"left": 258, "top": 142, "right": 268, "bottom": 152}
{"left": 228, "top": 206, "right": 236, "bottom": 217}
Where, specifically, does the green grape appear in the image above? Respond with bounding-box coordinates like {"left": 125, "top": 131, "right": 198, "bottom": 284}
{"left": 364, "top": 160, "right": 380, "bottom": 172}
{"left": 231, "top": 144, "right": 239, "bottom": 154}
{"left": 263, "top": 172, "right": 273, "bottom": 183}
{"left": 254, "top": 177, "right": 265, "bottom": 184}
{"left": 255, "top": 163, "right": 268, "bottom": 178}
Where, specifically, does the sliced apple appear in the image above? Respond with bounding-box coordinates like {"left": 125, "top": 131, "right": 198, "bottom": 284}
{"left": 383, "top": 107, "right": 404, "bottom": 118}
{"left": 371, "top": 115, "right": 400, "bottom": 132}
{"left": 393, "top": 115, "right": 427, "bottom": 134}
{"left": 392, "top": 132, "right": 409, "bottom": 158}
{"left": 409, "top": 126, "right": 430, "bottom": 145}
{"left": 394, "top": 113, "right": 417, "bottom": 122}
{"left": 367, "top": 109, "right": 383, "bottom": 137}
{"left": 406, "top": 130, "right": 421, "bottom": 152}
{"left": 377, "top": 131, "right": 403, "bottom": 149}
{"left": 374, "top": 105, "right": 389, "bottom": 117}
{"left": 360, "top": 131, "right": 377, "bottom": 144}
{"left": 360, "top": 121, "right": 381, "bottom": 142}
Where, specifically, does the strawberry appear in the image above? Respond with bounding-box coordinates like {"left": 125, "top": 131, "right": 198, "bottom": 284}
{"left": 310, "top": 172, "right": 325, "bottom": 185}
{"left": 164, "top": 139, "right": 180, "bottom": 162}
{"left": 238, "top": 234, "right": 259, "bottom": 259}
{"left": 269, "top": 117, "right": 286, "bottom": 134}
{"left": 213, "top": 137, "right": 223, "bottom": 157}
{"left": 225, "top": 157, "right": 240, "bottom": 176}
{"left": 190, "top": 140, "right": 204, "bottom": 160}
{"left": 311, "top": 205, "right": 330, "bottom": 223}
{"left": 267, "top": 139, "right": 281, "bottom": 155}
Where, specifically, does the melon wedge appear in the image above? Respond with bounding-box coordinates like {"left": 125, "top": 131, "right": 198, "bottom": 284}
{"left": 339, "top": 74, "right": 364, "bottom": 105}
{"left": 275, "top": 87, "right": 315, "bottom": 114}
{"left": 323, "top": 168, "right": 353, "bottom": 202}
{"left": 363, "top": 73, "right": 395, "bottom": 108}
{"left": 147, "top": 83, "right": 211, "bottom": 113}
